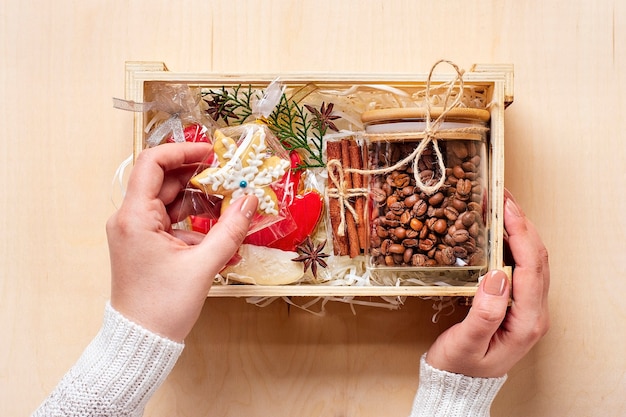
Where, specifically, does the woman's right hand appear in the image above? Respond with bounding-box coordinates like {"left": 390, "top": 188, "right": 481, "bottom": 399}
{"left": 425, "top": 190, "right": 550, "bottom": 378}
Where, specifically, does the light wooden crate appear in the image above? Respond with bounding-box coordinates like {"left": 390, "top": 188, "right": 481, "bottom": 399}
{"left": 125, "top": 61, "right": 513, "bottom": 299}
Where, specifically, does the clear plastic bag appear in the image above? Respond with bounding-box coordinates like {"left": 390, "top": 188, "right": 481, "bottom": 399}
{"left": 187, "top": 122, "right": 295, "bottom": 236}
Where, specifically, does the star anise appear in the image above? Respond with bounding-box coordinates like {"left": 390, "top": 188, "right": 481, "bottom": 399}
{"left": 291, "top": 237, "right": 330, "bottom": 278}
{"left": 304, "top": 102, "right": 340, "bottom": 132}
{"left": 204, "top": 93, "right": 240, "bottom": 124}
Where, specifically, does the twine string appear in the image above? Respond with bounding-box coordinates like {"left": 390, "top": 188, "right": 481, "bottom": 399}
{"left": 326, "top": 159, "right": 368, "bottom": 237}
{"left": 415, "top": 59, "right": 465, "bottom": 194}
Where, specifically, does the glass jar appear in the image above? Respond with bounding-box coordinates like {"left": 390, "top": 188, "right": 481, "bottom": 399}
{"left": 362, "top": 107, "right": 490, "bottom": 281}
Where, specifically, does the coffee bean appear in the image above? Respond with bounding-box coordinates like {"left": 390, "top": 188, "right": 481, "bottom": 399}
{"left": 453, "top": 246, "right": 468, "bottom": 259}
{"left": 467, "top": 142, "right": 477, "bottom": 157}
{"left": 425, "top": 217, "right": 437, "bottom": 231}
{"left": 450, "top": 197, "right": 467, "bottom": 212}
{"left": 450, "top": 142, "right": 469, "bottom": 159}
{"left": 372, "top": 187, "right": 387, "bottom": 203}
{"left": 428, "top": 207, "right": 445, "bottom": 218}
{"left": 435, "top": 247, "right": 456, "bottom": 266}
{"left": 419, "top": 169, "right": 435, "bottom": 184}
{"left": 418, "top": 238, "right": 435, "bottom": 251}
{"left": 388, "top": 243, "right": 405, "bottom": 254}
{"left": 451, "top": 229, "right": 470, "bottom": 243}
{"left": 428, "top": 192, "right": 445, "bottom": 206}
{"left": 381, "top": 217, "right": 400, "bottom": 228}
{"left": 394, "top": 173, "right": 410, "bottom": 188}
{"left": 412, "top": 199, "right": 428, "bottom": 217}
{"left": 404, "top": 194, "right": 419, "bottom": 208}
{"left": 467, "top": 201, "right": 481, "bottom": 213}
{"left": 376, "top": 225, "right": 389, "bottom": 238}
{"left": 462, "top": 161, "right": 477, "bottom": 172}
{"left": 456, "top": 179, "right": 472, "bottom": 198}
{"left": 444, "top": 206, "right": 459, "bottom": 221}
{"left": 443, "top": 234, "right": 456, "bottom": 247}
{"left": 433, "top": 218, "right": 448, "bottom": 234}
{"left": 426, "top": 259, "right": 438, "bottom": 267}
{"left": 403, "top": 248, "right": 414, "bottom": 264}
{"left": 410, "top": 218, "right": 424, "bottom": 231}
{"left": 380, "top": 239, "right": 392, "bottom": 255}
{"left": 469, "top": 222, "right": 480, "bottom": 238}
{"left": 401, "top": 185, "right": 415, "bottom": 197}
{"left": 460, "top": 211, "right": 476, "bottom": 227}
{"left": 452, "top": 165, "right": 465, "bottom": 179}
{"left": 411, "top": 253, "right": 428, "bottom": 266}
{"left": 403, "top": 238, "right": 418, "bottom": 247}
{"left": 394, "top": 227, "right": 407, "bottom": 240}
{"left": 390, "top": 199, "right": 404, "bottom": 211}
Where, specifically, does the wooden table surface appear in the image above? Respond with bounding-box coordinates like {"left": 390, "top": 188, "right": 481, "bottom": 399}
{"left": 1, "top": 1, "right": 625, "bottom": 416}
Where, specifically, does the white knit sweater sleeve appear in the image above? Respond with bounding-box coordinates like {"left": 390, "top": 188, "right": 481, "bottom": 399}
{"left": 409, "top": 354, "right": 507, "bottom": 417}
{"left": 32, "top": 303, "right": 184, "bottom": 417}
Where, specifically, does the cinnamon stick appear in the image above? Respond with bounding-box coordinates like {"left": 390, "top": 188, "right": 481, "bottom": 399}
{"left": 349, "top": 143, "right": 367, "bottom": 251}
{"left": 341, "top": 139, "right": 361, "bottom": 258}
{"left": 326, "top": 141, "right": 349, "bottom": 256}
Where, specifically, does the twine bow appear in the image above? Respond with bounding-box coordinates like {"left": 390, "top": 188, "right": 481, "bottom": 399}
{"left": 418, "top": 59, "right": 465, "bottom": 193}
{"left": 399, "top": 60, "right": 465, "bottom": 194}
{"left": 357, "top": 60, "right": 470, "bottom": 195}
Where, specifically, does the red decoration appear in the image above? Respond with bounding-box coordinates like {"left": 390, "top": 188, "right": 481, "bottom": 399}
{"left": 188, "top": 150, "right": 324, "bottom": 252}
{"left": 166, "top": 124, "right": 209, "bottom": 143}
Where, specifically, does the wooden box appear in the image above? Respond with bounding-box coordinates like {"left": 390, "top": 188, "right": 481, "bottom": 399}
{"left": 124, "top": 61, "right": 513, "bottom": 300}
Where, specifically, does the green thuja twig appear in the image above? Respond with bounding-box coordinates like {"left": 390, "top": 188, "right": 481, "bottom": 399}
{"left": 267, "top": 95, "right": 325, "bottom": 169}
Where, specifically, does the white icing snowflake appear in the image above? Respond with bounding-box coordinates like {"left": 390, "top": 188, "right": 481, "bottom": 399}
{"left": 191, "top": 127, "right": 290, "bottom": 215}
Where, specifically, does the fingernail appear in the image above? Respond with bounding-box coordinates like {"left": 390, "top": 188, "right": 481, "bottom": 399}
{"left": 483, "top": 271, "right": 507, "bottom": 296}
{"left": 239, "top": 195, "right": 258, "bottom": 220}
{"left": 505, "top": 197, "right": 522, "bottom": 217}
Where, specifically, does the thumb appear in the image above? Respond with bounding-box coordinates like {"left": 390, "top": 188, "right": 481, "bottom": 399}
{"left": 456, "top": 270, "right": 510, "bottom": 353}
{"left": 197, "top": 195, "right": 258, "bottom": 271}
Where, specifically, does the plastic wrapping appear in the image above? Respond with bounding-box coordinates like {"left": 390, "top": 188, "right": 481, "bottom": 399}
{"left": 188, "top": 122, "right": 294, "bottom": 235}
{"left": 141, "top": 83, "right": 216, "bottom": 147}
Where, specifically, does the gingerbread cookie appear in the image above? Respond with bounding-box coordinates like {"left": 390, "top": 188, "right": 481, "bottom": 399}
{"left": 190, "top": 126, "right": 291, "bottom": 216}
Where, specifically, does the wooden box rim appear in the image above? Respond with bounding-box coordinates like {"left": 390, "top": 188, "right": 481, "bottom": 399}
{"left": 124, "top": 61, "right": 513, "bottom": 298}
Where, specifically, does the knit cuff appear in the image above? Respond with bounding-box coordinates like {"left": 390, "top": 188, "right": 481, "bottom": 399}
{"left": 409, "top": 354, "right": 507, "bottom": 417}
{"left": 32, "top": 302, "right": 184, "bottom": 417}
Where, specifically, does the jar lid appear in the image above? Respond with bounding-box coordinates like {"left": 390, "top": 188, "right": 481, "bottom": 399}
{"left": 361, "top": 107, "right": 490, "bottom": 124}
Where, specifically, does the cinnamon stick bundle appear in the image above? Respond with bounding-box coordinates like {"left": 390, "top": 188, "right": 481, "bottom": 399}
{"left": 349, "top": 143, "right": 367, "bottom": 251}
{"left": 326, "top": 139, "right": 367, "bottom": 258}
{"left": 326, "top": 141, "right": 349, "bottom": 256}
{"left": 341, "top": 139, "right": 361, "bottom": 258}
